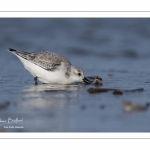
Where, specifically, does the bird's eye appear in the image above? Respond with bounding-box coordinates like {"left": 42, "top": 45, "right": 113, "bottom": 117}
{"left": 78, "top": 73, "right": 81, "bottom": 76}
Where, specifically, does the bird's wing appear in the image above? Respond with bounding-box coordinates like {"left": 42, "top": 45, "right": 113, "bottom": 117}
{"left": 9, "top": 49, "right": 71, "bottom": 71}
{"left": 28, "top": 51, "right": 71, "bottom": 71}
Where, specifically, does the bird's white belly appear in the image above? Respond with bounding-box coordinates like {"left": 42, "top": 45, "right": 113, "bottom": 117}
{"left": 17, "top": 55, "right": 70, "bottom": 84}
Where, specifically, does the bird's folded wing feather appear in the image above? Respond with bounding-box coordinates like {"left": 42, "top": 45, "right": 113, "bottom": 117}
{"left": 26, "top": 51, "right": 71, "bottom": 71}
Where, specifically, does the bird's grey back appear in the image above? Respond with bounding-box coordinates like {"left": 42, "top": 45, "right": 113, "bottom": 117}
{"left": 9, "top": 49, "right": 71, "bottom": 71}
{"left": 29, "top": 51, "right": 71, "bottom": 71}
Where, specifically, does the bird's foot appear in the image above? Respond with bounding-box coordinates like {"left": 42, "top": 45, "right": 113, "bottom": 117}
{"left": 34, "top": 76, "right": 38, "bottom": 85}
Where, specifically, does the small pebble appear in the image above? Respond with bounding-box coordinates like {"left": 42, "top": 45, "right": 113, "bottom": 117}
{"left": 85, "top": 76, "right": 102, "bottom": 85}
{"left": 113, "top": 89, "right": 123, "bottom": 95}
{"left": 122, "top": 100, "right": 149, "bottom": 112}
{"left": 92, "top": 76, "right": 103, "bottom": 86}
{"left": 95, "top": 76, "right": 102, "bottom": 81}
{"left": 93, "top": 79, "right": 103, "bottom": 86}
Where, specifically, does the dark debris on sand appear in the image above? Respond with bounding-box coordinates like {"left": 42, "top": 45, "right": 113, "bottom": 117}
{"left": 87, "top": 87, "right": 144, "bottom": 94}
{"left": 86, "top": 75, "right": 144, "bottom": 95}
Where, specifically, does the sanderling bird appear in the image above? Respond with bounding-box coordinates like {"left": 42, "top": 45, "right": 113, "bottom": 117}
{"left": 8, "top": 48, "right": 91, "bottom": 85}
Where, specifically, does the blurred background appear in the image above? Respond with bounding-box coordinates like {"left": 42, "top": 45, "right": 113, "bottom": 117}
{"left": 0, "top": 18, "right": 150, "bottom": 132}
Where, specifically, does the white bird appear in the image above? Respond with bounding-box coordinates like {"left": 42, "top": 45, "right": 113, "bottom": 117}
{"left": 8, "top": 48, "right": 91, "bottom": 85}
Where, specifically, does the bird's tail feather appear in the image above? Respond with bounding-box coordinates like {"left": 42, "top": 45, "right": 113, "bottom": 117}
{"left": 8, "top": 48, "right": 30, "bottom": 59}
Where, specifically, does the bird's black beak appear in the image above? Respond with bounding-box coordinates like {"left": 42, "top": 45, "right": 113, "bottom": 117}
{"left": 83, "top": 77, "right": 91, "bottom": 84}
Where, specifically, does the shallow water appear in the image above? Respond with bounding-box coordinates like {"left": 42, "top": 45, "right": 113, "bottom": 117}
{"left": 0, "top": 18, "right": 150, "bottom": 132}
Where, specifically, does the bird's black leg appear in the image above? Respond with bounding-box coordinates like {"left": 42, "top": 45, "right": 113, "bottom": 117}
{"left": 34, "top": 76, "right": 38, "bottom": 85}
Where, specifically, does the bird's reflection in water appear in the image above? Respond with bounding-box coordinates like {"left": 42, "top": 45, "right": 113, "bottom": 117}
{"left": 23, "top": 83, "right": 84, "bottom": 92}
{"left": 21, "top": 83, "right": 84, "bottom": 108}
